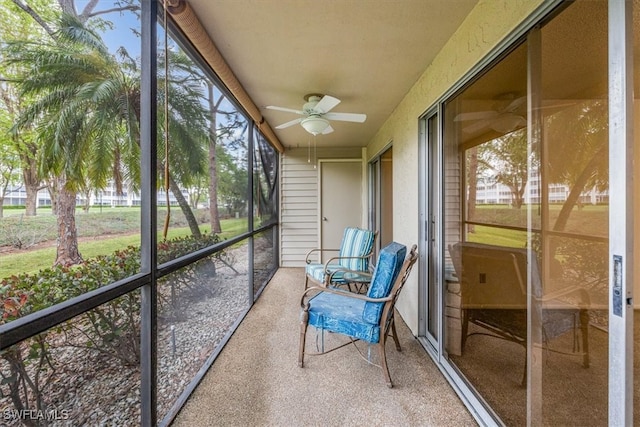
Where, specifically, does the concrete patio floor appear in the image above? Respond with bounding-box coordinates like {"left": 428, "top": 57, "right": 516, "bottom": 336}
{"left": 172, "top": 267, "right": 476, "bottom": 426}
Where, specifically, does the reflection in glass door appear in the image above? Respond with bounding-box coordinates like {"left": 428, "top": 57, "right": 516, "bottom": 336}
{"left": 439, "top": 2, "right": 610, "bottom": 424}
{"left": 443, "top": 40, "right": 530, "bottom": 425}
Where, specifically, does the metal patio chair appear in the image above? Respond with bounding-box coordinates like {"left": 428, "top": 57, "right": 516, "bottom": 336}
{"left": 304, "top": 227, "right": 377, "bottom": 291}
{"left": 298, "top": 242, "right": 418, "bottom": 387}
{"left": 449, "top": 241, "right": 590, "bottom": 384}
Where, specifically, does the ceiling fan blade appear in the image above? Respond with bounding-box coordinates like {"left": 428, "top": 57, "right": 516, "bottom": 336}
{"left": 314, "top": 95, "right": 341, "bottom": 113}
{"left": 322, "top": 124, "right": 334, "bottom": 135}
{"left": 503, "top": 96, "right": 526, "bottom": 112}
{"left": 275, "top": 117, "right": 302, "bottom": 129}
{"left": 490, "top": 113, "right": 526, "bottom": 132}
{"left": 462, "top": 119, "right": 492, "bottom": 134}
{"left": 324, "top": 112, "right": 367, "bottom": 123}
{"left": 265, "top": 105, "right": 304, "bottom": 115}
{"left": 454, "top": 111, "right": 499, "bottom": 122}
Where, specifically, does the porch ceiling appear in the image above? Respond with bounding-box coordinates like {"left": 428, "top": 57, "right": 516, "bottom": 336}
{"left": 187, "top": 0, "right": 479, "bottom": 149}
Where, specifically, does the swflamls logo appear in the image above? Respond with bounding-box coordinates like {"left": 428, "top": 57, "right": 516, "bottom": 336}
{"left": 3, "top": 409, "right": 70, "bottom": 421}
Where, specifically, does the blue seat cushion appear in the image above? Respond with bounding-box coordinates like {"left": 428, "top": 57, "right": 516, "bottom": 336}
{"left": 307, "top": 291, "right": 381, "bottom": 343}
{"left": 305, "top": 228, "right": 375, "bottom": 285}
{"left": 305, "top": 242, "right": 407, "bottom": 344}
{"left": 305, "top": 263, "right": 348, "bottom": 284}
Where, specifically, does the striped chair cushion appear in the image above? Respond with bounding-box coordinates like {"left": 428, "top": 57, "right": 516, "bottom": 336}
{"left": 337, "top": 227, "right": 375, "bottom": 272}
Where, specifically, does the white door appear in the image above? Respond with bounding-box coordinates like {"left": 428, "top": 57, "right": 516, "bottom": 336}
{"left": 319, "top": 160, "right": 363, "bottom": 261}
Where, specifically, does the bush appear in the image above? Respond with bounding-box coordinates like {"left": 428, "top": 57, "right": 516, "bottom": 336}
{"left": 0, "top": 215, "right": 56, "bottom": 249}
{"left": 0, "top": 233, "right": 225, "bottom": 422}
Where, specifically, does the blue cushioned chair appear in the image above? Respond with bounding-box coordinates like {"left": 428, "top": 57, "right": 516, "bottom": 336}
{"left": 304, "top": 227, "right": 376, "bottom": 290}
{"left": 298, "top": 242, "right": 418, "bottom": 387}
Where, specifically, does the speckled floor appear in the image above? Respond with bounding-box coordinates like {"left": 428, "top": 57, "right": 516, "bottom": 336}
{"left": 172, "top": 268, "right": 476, "bottom": 427}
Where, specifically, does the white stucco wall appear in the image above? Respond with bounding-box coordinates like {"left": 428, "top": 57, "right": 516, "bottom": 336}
{"left": 366, "top": 0, "right": 545, "bottom": 334}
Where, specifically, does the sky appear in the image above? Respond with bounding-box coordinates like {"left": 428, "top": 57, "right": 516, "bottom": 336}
{"left": 73, "top": 1, "right": 248, "bottom": 157}
{"left": 80, "top": 1, "right": 142, "bottom": 57}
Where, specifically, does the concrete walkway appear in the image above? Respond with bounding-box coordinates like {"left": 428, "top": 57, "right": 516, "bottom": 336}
{"left": 172, "top": 268, "right": 476, "bottom": 427}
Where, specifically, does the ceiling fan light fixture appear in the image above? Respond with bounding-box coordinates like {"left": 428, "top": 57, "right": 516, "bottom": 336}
{"left": 301, "top": 116, "right": 330, "bottom": 135}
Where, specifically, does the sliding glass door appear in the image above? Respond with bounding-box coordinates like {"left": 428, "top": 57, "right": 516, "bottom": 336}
{"left": 369, "top": 146, "right": 393, "bottom": 260}
{"left": 422, "top": 1, "right": 623, "bottom": 424}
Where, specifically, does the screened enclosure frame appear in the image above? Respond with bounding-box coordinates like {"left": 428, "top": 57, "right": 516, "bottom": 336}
{"left": 0, "top": 2, "right": 280, "bottom": 426}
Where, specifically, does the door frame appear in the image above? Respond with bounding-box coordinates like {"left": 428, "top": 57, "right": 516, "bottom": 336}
{"left": 368, "top": 142, "right": 393, "bottom": 260}
{"left": 317, "top": 158, "right": 366, "bottom": 254}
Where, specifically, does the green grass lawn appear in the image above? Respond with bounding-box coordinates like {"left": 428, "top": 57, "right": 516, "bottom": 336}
{"left": 472, "top": 204, "right": 608, "bottom": 238}
{"left": 0, "top": 210, "right": 250, "bottom": 278}
{"left": 1, "top": 202, "right": 607, "bottom": 278}
{"left": 465, "top": 225, "right": 528, "bottom": 248}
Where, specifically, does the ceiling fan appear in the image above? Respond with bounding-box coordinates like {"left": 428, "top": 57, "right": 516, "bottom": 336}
{"left": 454, "top": 94, "right": 526, "bottom": 134}
{"left": 266, "top": 94, "right": 367, "bottom": 135}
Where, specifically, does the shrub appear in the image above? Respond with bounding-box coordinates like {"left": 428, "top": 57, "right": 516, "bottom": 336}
{"left": 0, "top": 233, "right": 225, "bottom": 421}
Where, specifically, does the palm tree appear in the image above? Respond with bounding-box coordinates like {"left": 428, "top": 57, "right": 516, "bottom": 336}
{"left": 8, "top": 14, "right": 208, "bottom": 265}
{"left": 8, "top": 14, "right": 131, "bottom": 265}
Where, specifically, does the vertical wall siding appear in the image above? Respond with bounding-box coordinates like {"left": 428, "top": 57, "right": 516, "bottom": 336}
{"left": 445, "top": 144, "right": 462, "bottom": 258}
{"left": 280, "top": 147, "right": 362, "bottom": 267}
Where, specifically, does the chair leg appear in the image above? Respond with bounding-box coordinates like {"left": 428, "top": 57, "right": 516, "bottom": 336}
{"left": 389, "top": 317, "right": 401, "bottom": 352}
{"left": 461, "top": 309, "right": 469, "bottom": 353}
{"left": 579, "top": 308, "right": 590, "bottom": 368}
{"left": 378, "top": 335, "right": 393, "bottom": 388}
{"left": 298, "top": 308, "right": 309, "bottom": 368}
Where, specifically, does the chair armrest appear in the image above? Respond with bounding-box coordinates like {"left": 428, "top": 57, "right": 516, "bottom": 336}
{"left": 304, "top": 248, "right": 340, "bottom": 264}
{"left": 539, "top": 285, "right": 591, "bottom": 308}
{"left": 323, "top": 254, "right": 373, "bottom": 272}
{"left": 300, "top": 285, "right": 392, "bottom": 309}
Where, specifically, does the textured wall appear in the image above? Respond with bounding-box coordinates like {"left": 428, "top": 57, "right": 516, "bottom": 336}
{"left": 365, "top": 0, "right": 545, "bottom": 333}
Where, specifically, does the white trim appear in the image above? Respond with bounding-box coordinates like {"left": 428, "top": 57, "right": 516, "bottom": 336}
{"left": 608, "top": 1, "right": 634, "bottom": 425}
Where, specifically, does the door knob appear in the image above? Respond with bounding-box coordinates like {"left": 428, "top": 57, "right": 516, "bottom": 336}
{"left": 322, "top": 216, "right": 328, "bottom": 221}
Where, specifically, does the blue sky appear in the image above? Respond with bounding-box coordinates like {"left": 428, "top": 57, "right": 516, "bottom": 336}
{"left": 85, "top": 2, "right": 142, "bottom": 57}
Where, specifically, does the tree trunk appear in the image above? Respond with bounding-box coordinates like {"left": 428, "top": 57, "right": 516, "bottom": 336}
{"left": 82, "top": 188, "right": 92, "bottom": 212}
{"left": 48, "top": 178, "right": 61, "bottom": 215}
{"left": 169, "top": 175, "right": 202, "bottom": 239}
{"left": 0, "top": 199, "right": 4, "bottom": 218}
{"left": 508, "top": 181, "right": 525, "bottom": 209}
{"left": 208, "top": 139, "right": 221, "bottom": 233}
{"left": 54, "top": 180, "right": 82, "bottom": 266}
{"left": 466, "top": 147, "right": 478, "bottom": 233}
{"left": 207, "top": 83, "right": 222, "bottom": 234}
{"left": 553, "top": 145, "right": 606, "bottom": 232}
{"left": 22, "top": 157, "right": 40, "bottom": 216}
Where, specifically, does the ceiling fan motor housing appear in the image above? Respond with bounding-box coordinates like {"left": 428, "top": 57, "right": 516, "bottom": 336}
{"left": 303, "top": 94, "right": 323, "bottom": 114}
{"left": 266, "top": 93, "right": 366, "bottom": 134}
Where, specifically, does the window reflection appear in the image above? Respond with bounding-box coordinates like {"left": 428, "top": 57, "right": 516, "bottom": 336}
{"left": 443, "top": 1, "right": 609, "bottom": 424}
